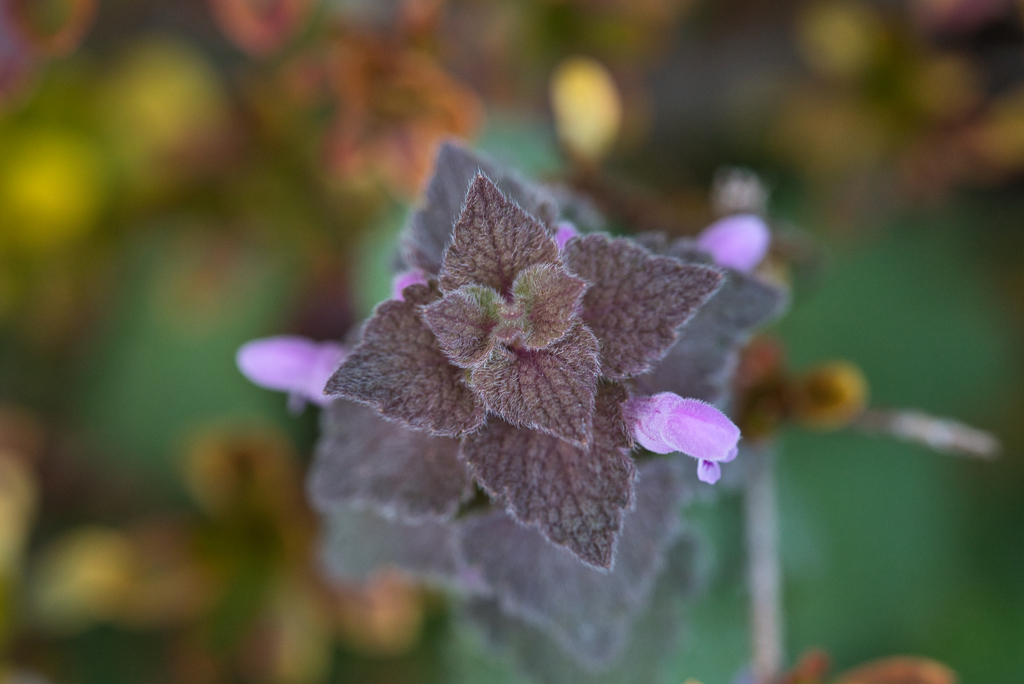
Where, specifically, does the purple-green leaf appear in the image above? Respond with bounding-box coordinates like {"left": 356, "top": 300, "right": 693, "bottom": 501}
{"left": 470, "top": 322, "right": 600, "bottom": 447}
{"left": 320, "top": 506, "right": 464, "bottom": 587}
{"left": 324, "top": 283, "right": 486, "bottom": 436}
{"left": 439, "top": 175, "right": 559, "bottom": 296}
{"left": 422, "top": 285, "right": 501, "bottom": 368}
{"left": 512, "top": 263, "right": 587, "bottom": 349}
{"left": 400, "top": 143, "right": 559, "bottom": 276}
{"left": 309, "top": 400, "right": 472, "bottom": 521}
{"left": 457, "top": 456, "right": 693, "bottom": 667}
{"left": 459, "top": 382, "right": 635, "bottom": 568}
{"left": 637, "top": 237, "right": 789, "bottom": 404}
{"left": 563, "top": 234, "right": 723, "bottom": 380}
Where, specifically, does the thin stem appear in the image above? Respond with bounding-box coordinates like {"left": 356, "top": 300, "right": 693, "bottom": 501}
{"left": 745, "top": 445, "right": 784, "bottom": 684}
{"left": 852, "top": 408, "right": 999, "bottom": 460}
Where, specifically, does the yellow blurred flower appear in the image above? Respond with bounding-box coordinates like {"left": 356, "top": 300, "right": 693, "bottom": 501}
{"left": 913, "top": 55, "right": 980, "bottom": 122}
{"left": 31, "top": 527, "right": 139, "bottom": 633}
{"left": 791, "top": 360, "right": 870, "bottom": 430}
{"left": 334, "top": 569, "right": 425, "bottom": 657}
{"left": 0, "top": 452, "right": 36, "bottom": 579}
{"left": 967, "top": 86, "right": 1024, "bottom": 173}
{"left": 796, "top": 2, "right": 883, "bottom": 80}
{"left": 0, "top": 128, "right": 105, "bottom": 252}
{"left": 773, "top": 89, "right": 887, "bottom": 177}
{"left": 550, "top": 56, "right": 623, "bottom": 164}
{"left": 262, "top": 582, "right": 333, "bottom": 684}
{"left": 183, "top": 428, "right": 302, "bottom": 524}
{"left": 30, "top": 523, "right": 213, "bottom": 633}
{"left": 99, "top": 37, "right": 229, "bottom": 193}
{"left": 834, "top": 655, "right": 956, "bottom": 684}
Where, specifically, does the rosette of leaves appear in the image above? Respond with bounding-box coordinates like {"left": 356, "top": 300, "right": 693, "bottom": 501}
{"left": 309, "top": 144, "right": 787, "bottom": 675}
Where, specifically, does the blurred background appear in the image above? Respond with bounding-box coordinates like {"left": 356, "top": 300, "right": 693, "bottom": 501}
{"left": 0, "top": 0, "right": 1023, "bottom": 682}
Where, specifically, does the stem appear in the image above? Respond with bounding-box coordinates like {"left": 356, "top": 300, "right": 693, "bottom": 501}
{"left": 745, "top": 445, "right": 784, "bottom": 684}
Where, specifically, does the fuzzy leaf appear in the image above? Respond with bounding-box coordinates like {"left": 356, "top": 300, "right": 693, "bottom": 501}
{"left": 422, "top": 285, "right": 501, "bottom": 368}
{"left": 439, "top": 175, "right": 559, "bottom": 296}
{"left": 457, "top": 456, "right": 692, "bottom": 665}
{"left": 470, "top": 321, "right": 600, "bottom": 447}
{"left": 512, "top": 263, "right": 587, "bottom": 348}
{"left": 563, "top": 234, "right": 723, "bottom": 379}
{"left": 320, "top": 506, "right": 464, "bottom": 587}
{"left": 460, "top": 382, "right": 635, "bottom": 568}
{"left": 637, "top": 238, "right": 789, "bottom": 404}
{"left": 324, "top": 283, "right": 486, "bottom": 436}
{"left": 309, "top": 400, "right": 472, "bottom": 521}
{"left": 401, "top": 143, "right": 559, "bottom": 276}
{"left": 462, "top": 538, "right": 696, "bottom": 682}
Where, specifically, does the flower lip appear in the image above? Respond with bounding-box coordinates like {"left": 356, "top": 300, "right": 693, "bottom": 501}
{"left": 696, "top": 213, "right": 770, "bottom": 273}
{"left": 554, "top": 221, "right": 579, "bottom": 250}
{"left": 392, "top": 269, "right": 429, "bottom": 300}
{"left": 624, "top": 392, "right": 741, "bottom": 483}
{"left": 236, "top": 336, "right": 346, "bottom": 408}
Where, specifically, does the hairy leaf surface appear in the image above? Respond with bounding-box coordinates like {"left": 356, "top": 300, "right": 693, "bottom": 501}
{"left": 439, "top": 175, "right": 559, "bottom": 296}
{"left": 462, "top": 538, "right": 697, "bottom": 682}
{"left": 637, "top": 237, "right": 788, "bottom": 404}
{"left": 320, "top": 506, "right": 464, "bottom": 586}
{"left": 309, "top": 400, "right": 472, "bottom": 521}
{"left": 470, "top": 321, "right": 600, "bottom": 447}
{"left": 457, "top": 457, "right": 692, "bottom": 665}
{"left": 460, "top": 382, "right": 635, "bottom": 568}
{"left": 324, "top": 283, "right": 486, "bottom": 436}
{"left": 422, "top": 285, "right": 500, "bottom": 368}
{"left": 563, "top": 234, "right": 723, "bottom": 379}
{"left": 401, "top": 143, "right": 559, "bottom": 275}
{"left": 512, "top": 263, "right": 587, "bottom": 348}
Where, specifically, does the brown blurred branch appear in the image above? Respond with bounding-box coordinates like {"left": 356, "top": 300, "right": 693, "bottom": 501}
{"left": 745, "top": 444, "right": 784, "bottom": 684}
{"left": 853, "top": 408, "right": 1000, "bottom": 460}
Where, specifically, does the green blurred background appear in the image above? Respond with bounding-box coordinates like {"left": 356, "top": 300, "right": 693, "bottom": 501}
{"left": 1, "top": 0, "right": 1023, "bottom": 682}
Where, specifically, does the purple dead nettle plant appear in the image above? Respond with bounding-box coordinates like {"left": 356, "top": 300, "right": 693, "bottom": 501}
{"left": 238, "top": 143, "right": 788, "bottom": 675}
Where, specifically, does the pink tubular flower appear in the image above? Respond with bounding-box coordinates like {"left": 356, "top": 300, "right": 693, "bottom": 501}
{"left": 696, "top": 213, "right": 770, "bottom": 273}
{"left": 391, "top": 269, "right": 429, "bottom": 300}
{"left": 554, "top": 221, "right": 579, "bottom": 251}
{"left": 236, "top": 336, "right": 346, "bottom": 411}
{"left": 623, "top": 393, "right": 740, "bottom": 484}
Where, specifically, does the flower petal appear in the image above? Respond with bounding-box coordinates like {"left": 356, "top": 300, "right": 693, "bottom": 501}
{"left": 236, "top": 336, "right": 346, "bottom": 406}
{"left": 554, "top": 221, "right": 579, "bottom": 250}
{"left": 391, "top": 269, "right": 429, "bottom": 300}
{"left": 696, "top": 213, "right": 770, "bottom": 273}
{"left": 697, "top": 459, "right": 721, "bottom": 484}
{"left": 624, "top": 393, "right": 740, "bottom": 462}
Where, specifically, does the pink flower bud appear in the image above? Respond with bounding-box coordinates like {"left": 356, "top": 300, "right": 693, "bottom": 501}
{"left": 236, "top": 336, "right": 346, "bottom": 409}
{"left": 554, "top": 221, "right": 580, "bottom": 251}
{"left": 696, "top": 213, "right": 770, "bottom": 273}
{"left": 623, "top": 393, "right": 741, "bottom": 484}
{"left": 391, "top": 269, "right": 429, "bottom": 300}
